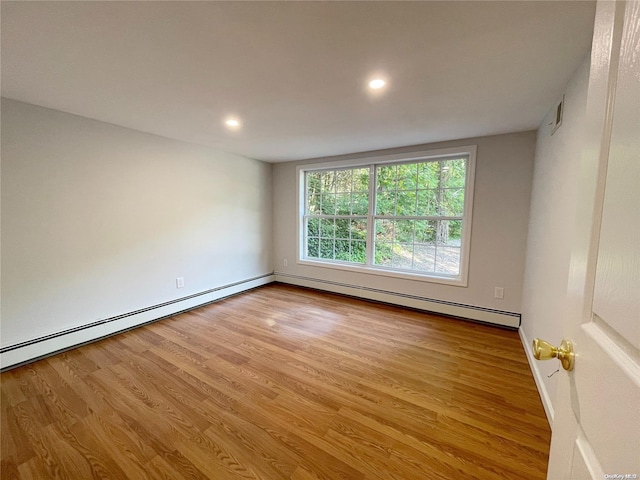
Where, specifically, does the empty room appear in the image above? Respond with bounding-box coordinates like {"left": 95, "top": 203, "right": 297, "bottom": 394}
{"left": 1, "top": 1, "right": 639, "bottom": 479}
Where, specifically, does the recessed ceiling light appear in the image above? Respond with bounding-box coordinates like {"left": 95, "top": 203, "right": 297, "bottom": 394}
{"left": 225, "top": 118, "right": 240, "bottom": 128}
{"left": 369, "top": 79, "right": 386, "bottom": 89}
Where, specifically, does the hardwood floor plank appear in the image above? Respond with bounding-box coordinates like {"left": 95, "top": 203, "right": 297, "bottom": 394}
{"left": 175, "top": 434, "right": 262, "bottom": 480}
{"left": 25, "top": 362, "right": 89, "bottom": 427}
{"left": 3, "top": 402, "right": 38, "bottom": 464}
{"left": 0, "top": 375, "right": 28, "bottom": 408}
{"left": 143, "top": 455, "right": 190, "bottom": 480}
{"left": 16, "top": 456, "right": 53, "bottom": 480}
{"left": 74, "top": 411, "right": 156, "bottom": 471}
{"left": 42, "top": 420, "right": 130, "bottom": 479}
{"left": 1, "top": 284, "right": 550, "bottom": 479}
{"left": 0, "top": 457, "right": 21, "bottom": 480}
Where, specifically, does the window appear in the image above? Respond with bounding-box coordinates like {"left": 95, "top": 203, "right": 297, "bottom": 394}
{"left": 299, "top": 147, "right": 476, "bottom": 285}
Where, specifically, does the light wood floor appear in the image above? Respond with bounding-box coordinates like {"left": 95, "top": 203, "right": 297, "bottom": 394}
{"left": 1, "top": 283, "right": 551, "bottom": 479}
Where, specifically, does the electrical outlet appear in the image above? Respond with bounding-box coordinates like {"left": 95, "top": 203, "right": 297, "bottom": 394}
{"left": 283, "top": 259, "right": 288, "bottom": 267}
{"left": 176, "top": 277, "right": 185, "bottom": 289}
{"left": 494, "top": 287, "right": 504, "bottom": 299}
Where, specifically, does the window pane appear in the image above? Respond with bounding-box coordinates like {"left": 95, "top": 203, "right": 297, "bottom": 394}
{"left": 335, "top": 239, "right": 350, "bottom": 261}
{"left": 442, "top": 188, "right": 465, "bottom": 216}
{"left": 352, "top": 168, "right": 370, "bottom": 192}
{"left": 376, "top": 191, "right": 396, "bottom": 215}
{"left": 320, "top": 193, "right": 336, "bottom": 214}
{"left": 335, "top": 169, "right": 353, "bottom": 193}
{"left": 435, "top": 247, "right": 460, "bottom": 275}
{"left": 396, "top": 191, "right": 417, "bottom": 216}
{"left": 414, "top": 245, "right": 436, "bottom": 272}
{"left": 416, "top": 189, "right": 438, "bottom": 216}
{"left": 335, "top": 194, "right": 351, "bottom": 215}
{"left": 441, "top": 159, "right": 466, "bottom": 188}
{"left": 319, "top": 238, "right": 334, "bottom": 259}
{"left": 351, "top": 219, "right": 367, "bottom": 241}
{"left": 418, "top": 162, "right": 440, "bottom": 189}
{"left": 307, "top": 237, "right": 319, "bottom": 258}
{"left": 415, "top": 220, "right": 437, "bottom": 244}
{"left": 374, "top": 242, "right": 393, "bottom": 266}
{"left": 395, "top": 220, "right": 414, "bottom": 243}
{"left": 307, "top": 172, "right": 321, "bottom": 195}
{"left": 392, "top": 243, "right": 413, "bottom": 269}
{"left": 335, "top": 218, "right": 350, "bottom": 239}
{"left": 442, "top": 220, "right": 462, "bottom": 246}
{"left": 350, "top": 240, "right": 366, "bottom": 264}
{"left": 306, "top": 217, "right": 320, "bottom": 237}
{"left": 320, "top": 218, "right": 335, "bottom": 237}
{"left": 307, "top": 194, "right": 321, "bottom": 214}
{"left": 307, "top": 172, "right": 322, "bottom": 214}
{"left": 377, "top": 165, "right": 397, "bottom": 190}
{"left": 397, "top": 163, "right": 418, "bottom": 190}
{"left": 435, "top": 219, "right": 464, "bottom": 245}
{"left": 351, "top": 193, "right": 368, "bottom": 215}
{"left": 376, "top": 219, "right": 394, "bottom": 242}
{"left": 320, "top": 171, "right": 335, "bottom": 192}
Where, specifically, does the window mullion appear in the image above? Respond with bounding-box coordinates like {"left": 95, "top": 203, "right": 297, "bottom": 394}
{"left": 365, "top": 164, "right": 376, "bottom": 267}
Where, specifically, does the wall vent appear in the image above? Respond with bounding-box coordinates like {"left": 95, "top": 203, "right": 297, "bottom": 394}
{"left": 551, "top": 95, "right": 564, "bottom": 135}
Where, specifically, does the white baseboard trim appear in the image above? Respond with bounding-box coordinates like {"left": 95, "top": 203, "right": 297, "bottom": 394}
{"left": 0, "top": 273, "right": 274, "bottom": 371}
{"left": 274, "top": 272, "right": 520, "bottom": 328}
{"left": 519, "top": 326, "right": 555, "bottom": 427}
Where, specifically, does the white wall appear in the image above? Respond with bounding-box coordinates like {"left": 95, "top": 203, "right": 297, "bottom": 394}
{"left": 520, "top": 56, "right": 590, "bottom": 425}
{"left": 272, "top": 132, "right": 535, "bottom": 318}
{"left": 1, "top": 99, "right": 272, "bottom": 360}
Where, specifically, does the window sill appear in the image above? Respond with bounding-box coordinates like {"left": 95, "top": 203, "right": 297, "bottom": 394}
{"left": 297, "top": 258, "right": 468, "bottom": 287}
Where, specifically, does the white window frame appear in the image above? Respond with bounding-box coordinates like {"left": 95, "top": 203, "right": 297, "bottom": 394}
{"left": 296, "top": 145, "right": 476, "bottom": 287}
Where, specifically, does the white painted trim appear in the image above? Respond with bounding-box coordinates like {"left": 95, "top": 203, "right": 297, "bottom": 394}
{"left": 295, "top": 259, "right": 468, "bottom": 287}
{"left": 275, "top": 273, "right": 520, "bottom": 328}
{"left": 297, "top": 145, "right": 478, "bottom": 171}
{"left": 519, "top": 326, "right": 555, "bottom": 427}
{"left": 0, "top": 275, "right": 274, "bottom": 370}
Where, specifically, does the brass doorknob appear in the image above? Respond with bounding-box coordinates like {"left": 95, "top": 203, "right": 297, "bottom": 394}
{"left": 532, "top": 338, "right": 575, "bottom": 371}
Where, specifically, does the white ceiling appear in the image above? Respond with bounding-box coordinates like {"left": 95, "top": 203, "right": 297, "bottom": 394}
{"left": 1, "top": 1, "right": 596, "bottom": 163}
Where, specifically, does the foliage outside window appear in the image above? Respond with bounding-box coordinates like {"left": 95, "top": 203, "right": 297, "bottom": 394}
{"left": 301, "top": 149, "right": 475, "bottom": 284}
{"left": 305, "top": 167, "right": 370, "bottom": 264}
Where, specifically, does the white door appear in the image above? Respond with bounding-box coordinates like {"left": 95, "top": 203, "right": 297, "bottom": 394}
{"left": 545, "top": 1, "right": 640, "bottom": 478}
